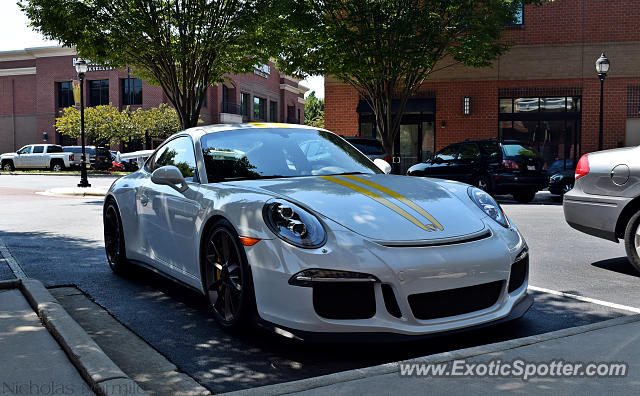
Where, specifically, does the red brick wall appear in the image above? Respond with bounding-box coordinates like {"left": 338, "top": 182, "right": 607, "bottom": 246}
{"left": 505, "top": 0, "right": 640, "bottom": 45}
{"left": 324, "top": 84, "right": 359, "bottom": 136}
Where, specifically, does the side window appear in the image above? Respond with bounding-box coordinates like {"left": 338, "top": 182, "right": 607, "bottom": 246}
{"left": 480, "top": 142, "right": 501, "bottom": 160}
{"left": 17, "top": 146, "right": 32, "bottom": 154}
{"left": 152, "top": 137, "right": 197, "bottom": 182}
{"left": 435, "top": 145, "right": 459, "bottom": 161}
{"left": 32, "top": 146, "right": 44, "bottom": 154}
{"left": 459, "top": 144, "right": 480, "bottom": 160}
{"left": 48, "top": 145, "right": 63, "bottom": 153}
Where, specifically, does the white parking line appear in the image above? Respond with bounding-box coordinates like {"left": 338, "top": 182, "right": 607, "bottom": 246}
{"left": 0, "top": 238, "right": 27, "bottom": 280}
{"left": 529, "top": 285, "right": 640, "bottom": 314}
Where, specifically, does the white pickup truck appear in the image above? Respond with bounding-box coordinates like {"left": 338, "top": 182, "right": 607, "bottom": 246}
{"left": 1, "top": 144, "right": 75, "bottom": 172}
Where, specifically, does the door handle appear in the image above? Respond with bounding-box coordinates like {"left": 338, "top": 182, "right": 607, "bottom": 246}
{"left": 140, "top": 194, "right": 149, "bottom": 206}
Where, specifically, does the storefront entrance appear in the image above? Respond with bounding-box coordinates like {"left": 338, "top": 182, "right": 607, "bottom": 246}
{"left": 357, "top": 98, "right": 435, "bottom": 174}
{"left": 499, "top": 96, "right": 582, "bottom": 171}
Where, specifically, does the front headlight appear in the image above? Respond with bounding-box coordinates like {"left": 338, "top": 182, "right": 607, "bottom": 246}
{"left": 468, "top": 187, "right": 510, "bottom": 228}
{"left": 263, "top": 199, "right": 326, "bottom": 248}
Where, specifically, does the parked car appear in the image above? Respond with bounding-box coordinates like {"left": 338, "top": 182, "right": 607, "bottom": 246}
{"left": 1, "top": 144, "right": 73, "bottom": 171}
{"left": 62, "top": 146, "right": 112, "bottom": 170}
{"left": 563, "top": 147, "right": 640, "bottom": 273}
{"left": 342, "top": 136, "right": 392, "bottom": 163}
{"left": 407, "top": 139, "right": 548, "bottom": 203}
{"left": 103, "top": 123, "right": 531, "bottom": 338}
{"left": 547, "top": 159, "right": 577, "bottom": 196}
{"left": 117, "top": 150, "right": 154, "bottom": 172}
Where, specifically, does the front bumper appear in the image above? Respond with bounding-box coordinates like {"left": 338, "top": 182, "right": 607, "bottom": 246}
{"left": 246, "top": 220, "right": 530, "bottom": 337}
{"left": 563, "top": 183, "right": 631, "bottom": 242}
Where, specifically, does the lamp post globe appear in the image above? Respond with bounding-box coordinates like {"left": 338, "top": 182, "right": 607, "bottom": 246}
{"left": 74, "top": 58, "right": 91, "bottom": 188}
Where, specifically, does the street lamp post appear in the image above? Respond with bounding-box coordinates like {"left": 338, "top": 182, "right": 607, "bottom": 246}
{"left": 595, "top": 53, "right": 610, "bottom": 151}
{"left": 75, "top": 58, "right": 91, "bottom": 188}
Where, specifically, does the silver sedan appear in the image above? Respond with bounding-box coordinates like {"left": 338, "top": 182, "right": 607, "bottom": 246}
{"left": 563, "top": 146, "right": 640, "bottom": 273}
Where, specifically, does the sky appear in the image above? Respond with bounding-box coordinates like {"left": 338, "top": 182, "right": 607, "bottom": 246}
{"left": 0, "top": 1, "right": 324, "bottom": 99}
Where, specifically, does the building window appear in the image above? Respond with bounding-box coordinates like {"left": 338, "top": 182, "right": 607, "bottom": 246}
{"left": 254, "top": 96, "right": 266, "bottom": 120}
{"left": 88, "top": 79, "right": 109, "bottom": 107}
{"left": 56, "top": 81, "right": 74, "bottom": 108}
{"left": 269, "top": 101, "right": 278, "bottom": 122}
{"left": 241, "top": 92, "right": 250, "bottom": 118}
{"left": 512, "top": 2, "right": 523, "bottom": 25}
{"left": 121, "top": 78, "right": 142, "bottom": 106}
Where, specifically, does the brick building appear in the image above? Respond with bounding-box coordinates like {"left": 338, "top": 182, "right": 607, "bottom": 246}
{"left": 325, "top": 0, "right": 640, "bottom": 174}
{"left": 0, "top": 46, "right": 307, "bottom": 154}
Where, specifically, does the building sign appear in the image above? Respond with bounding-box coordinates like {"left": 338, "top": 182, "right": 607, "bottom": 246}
{"left": 253, "top": 63, "right": 270, "bottom": 78}
{"left": 72, "top": 57, "right": 114, "bottom": 72}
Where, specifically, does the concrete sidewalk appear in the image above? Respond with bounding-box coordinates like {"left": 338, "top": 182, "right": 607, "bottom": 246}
{"left": 229, "top": 314, "right": 640, "bottom": 395}
{"left": 0, "top": 279, "right": 146, "bottom": 396}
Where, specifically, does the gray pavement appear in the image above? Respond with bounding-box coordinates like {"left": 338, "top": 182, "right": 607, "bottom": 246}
{"left": 0, "top": 288, "right": 94, "bottom": 395}
{"left": 279, "top": 315, "right": 640, "bottom": 395}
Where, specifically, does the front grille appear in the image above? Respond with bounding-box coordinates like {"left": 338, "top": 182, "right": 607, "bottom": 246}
{"left": 313, "top": 283, "right": 376, "bottom": 319}
{"left": 508, "top": 254, "right": 529, "bottom": 293}
{"left": 408, "top": 281, "right": 504, "bottom": 320}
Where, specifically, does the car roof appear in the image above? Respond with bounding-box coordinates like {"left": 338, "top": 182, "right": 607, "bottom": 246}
{"left": 176, "top": 122, "right": 326, "bottom": 140}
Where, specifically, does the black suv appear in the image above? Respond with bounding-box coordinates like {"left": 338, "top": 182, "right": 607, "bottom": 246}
{"left": 407, "top": 139, "right": 548, "bottom": 203}
{"left": 62, "top": 146, "right": 112, "bottom": 170}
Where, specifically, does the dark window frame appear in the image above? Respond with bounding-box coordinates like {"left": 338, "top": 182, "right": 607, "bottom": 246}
{"left": 88, "top": 79, "right": 110, "bottom": 107}
{"left": 56, "top": 81, "right": 75, "bottom": 108}
{"left": 121, "top": 78, "right": 143, "bottom": 106}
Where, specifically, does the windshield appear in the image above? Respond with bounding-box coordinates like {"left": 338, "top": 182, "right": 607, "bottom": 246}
{"left": 200, "top": 128, "right": 381, "bottom": 182}
{"left": 503, "top": 143, "right": 540, "bottom": 158}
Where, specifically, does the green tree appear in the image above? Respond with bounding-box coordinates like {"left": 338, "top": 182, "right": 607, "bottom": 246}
{"left": 55, "top": 104, "right": 184, "bottom": 145}
{"left": 20, "top": 0, "right": 281, "bottom": 130}
{"left": 276, "top": 0, "right": 544, "bottom": 158}
{"left": 304, "top": 91, "right": 325, "bottom": 128}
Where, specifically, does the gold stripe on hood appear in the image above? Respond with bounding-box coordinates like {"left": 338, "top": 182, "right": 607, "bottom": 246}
{"left": 319, "top": 175, "right": 440, "bottom": 232}
{"left": 342, "top": 174, "right": 443, "bottom": 231}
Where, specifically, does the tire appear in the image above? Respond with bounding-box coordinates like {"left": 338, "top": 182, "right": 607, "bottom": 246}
{"left": 473, "top": 174, "right": 493, "bottom": 195}
{"left": 2, "top": 160, "right": 14, "bottom": 171}
{"left": 50, "top": 160, "right": 65, "bottom": 172}
{"left": 512, "top": 190, "right": 536, "bottom": 203}
{"left": 201, "top": 218, "right": 255, "bottom": 331}
{"left": 103, "top": 200, "right": 129, "bottom": 275}
{"left": 623, "top": 210, "right": 640, "bottom": 274}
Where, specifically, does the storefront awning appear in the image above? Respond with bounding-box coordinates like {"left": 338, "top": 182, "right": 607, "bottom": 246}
{"left": 356, "top": 98, "right": 435, "bottom": 114}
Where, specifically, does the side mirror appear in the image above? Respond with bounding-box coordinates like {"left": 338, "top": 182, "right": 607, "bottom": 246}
{"left": 374, "top": 158, "right": 392, "bottom": 174}
{"left": 433, "top": 157, "right": 443, "bottom": 164}
{"left": 151, "top": 166, "right": 189, "bottom": 193}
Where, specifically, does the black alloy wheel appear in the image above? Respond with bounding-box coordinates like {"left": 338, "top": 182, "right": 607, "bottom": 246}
{"left": 104, "top": 201, "right": 128, "bottom": 274}
{"left": 474, "top": 175, "right": 493, "bottom": 195}
{"left": 203, "top": 220, "right": 254, "bottom": 330}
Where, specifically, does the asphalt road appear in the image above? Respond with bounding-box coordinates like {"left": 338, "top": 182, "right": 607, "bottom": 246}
{"left": 1, "top": 174, "right": 638, "bottom": 393}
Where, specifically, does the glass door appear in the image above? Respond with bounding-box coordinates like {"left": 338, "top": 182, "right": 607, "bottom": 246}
{"left": 396, "top": 124, "right": 419, "bottom": 174}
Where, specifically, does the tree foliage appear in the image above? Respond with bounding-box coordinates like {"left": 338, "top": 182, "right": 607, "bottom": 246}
{"left": 20, "top": 0, "right": 280, "bottom": 129}
{"left": 304, "top": 91, "right": 325, "bottom": 128}
{"left": 55, "top": 104, "right": 182, "bottom": 145}
{"left": 275, "top": 0, "right": 544, "bottom": 158}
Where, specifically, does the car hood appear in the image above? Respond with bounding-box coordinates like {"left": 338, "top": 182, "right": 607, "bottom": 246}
{"left": 226, "top": 174, "right": 486, "bottom": 242}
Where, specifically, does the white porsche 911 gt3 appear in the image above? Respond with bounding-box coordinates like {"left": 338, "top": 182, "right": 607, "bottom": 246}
{"left": 103, "top": 123, "right": 532, "bottom": 340}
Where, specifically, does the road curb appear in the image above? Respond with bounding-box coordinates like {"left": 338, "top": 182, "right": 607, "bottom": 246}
{"left": 222, "top": 313, "right": 640, "bottom": 396}
{"left": 17, "top": 279, "right": 147, "bottom": 396}
{"left": 37, "top": 188, "right": 108, "bottom": 197}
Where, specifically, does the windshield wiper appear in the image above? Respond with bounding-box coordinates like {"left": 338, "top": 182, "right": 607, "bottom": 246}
{"left": 328, "top": 171, "right": 367, "bottom": 176}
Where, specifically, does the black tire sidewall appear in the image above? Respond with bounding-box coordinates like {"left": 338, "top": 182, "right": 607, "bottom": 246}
{"left": 104, "top": 201, "right": 128, "bottom": 274}
{"left": 201, "top": 218, "right": 256, "bottom": 331}
{"left": 624, "top": 210, "right": 640, "bottom": 273}
{"left": 513, "top": 190, "right": 536, "bottom": 203}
